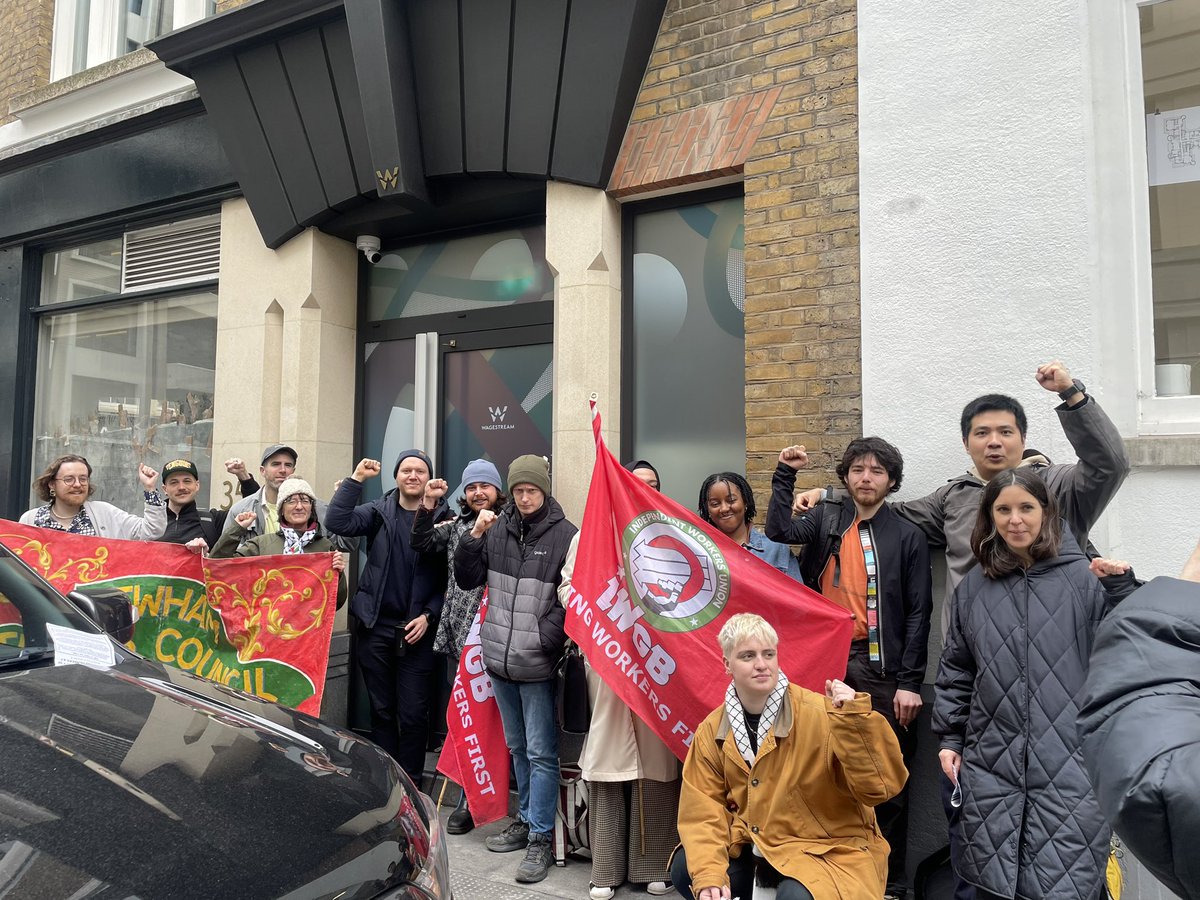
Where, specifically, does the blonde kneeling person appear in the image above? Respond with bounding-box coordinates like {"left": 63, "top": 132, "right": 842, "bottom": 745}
{"left": 671, "top": 613, "right": 907, "bottom": 900}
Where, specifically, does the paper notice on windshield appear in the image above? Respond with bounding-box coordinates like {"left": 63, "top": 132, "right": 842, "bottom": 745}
{"left": 46, "top": 624, "right": 116, "bottom": 669}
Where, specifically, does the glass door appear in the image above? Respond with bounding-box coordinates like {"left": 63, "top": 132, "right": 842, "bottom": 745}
{"left": 439, "top": 326, "right": 553, "bottom": 495}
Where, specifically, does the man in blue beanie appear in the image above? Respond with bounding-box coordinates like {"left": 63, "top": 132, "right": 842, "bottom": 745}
{"left": 325, "top": 450, "right": 447, "bottom": 784}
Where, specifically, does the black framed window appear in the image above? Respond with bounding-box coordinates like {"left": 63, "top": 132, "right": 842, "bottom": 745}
{"left": 29, "top": 215, "right": 220, "bottom": 514}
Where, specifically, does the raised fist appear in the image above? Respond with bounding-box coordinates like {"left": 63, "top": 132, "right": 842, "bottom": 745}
{"left": 424, "top": 479, "right": 449, "bottom": 508}
{"left": 138, "top": 464, "right": 159, "bottom": 490}
{"left": 235, "top": 510, "right": 257, "bottom": 529}
{"left": 794, "top": 487, "right": 823, "bottom": 514}
{"left": 353, "top": 459, "right": 382, "bottom": 482}
{"left": 779, "top": 445, "right": 809, "bottom": 470}
{"left": 1035, "top": 360, "right": 1074, "bottom": 394}
{"left": 825, "top": 678, "right": 856, "bottom": 709}
{"left": 471, "top": 508, "right": 498, "bottom": 538}
{"left": 1089, "top": 557, "right": 1131, "bottom": 578}
{"left": 224, "top": 457, "right": 248, "bottom": 479}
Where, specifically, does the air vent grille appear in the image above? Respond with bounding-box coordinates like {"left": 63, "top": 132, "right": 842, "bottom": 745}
{"left": 122, "top": 215, "right": 221, "bottom": 292}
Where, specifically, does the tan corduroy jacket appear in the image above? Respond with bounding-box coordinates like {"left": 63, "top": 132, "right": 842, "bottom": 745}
{"left": 677, "top": 683, "right": 907, "bottom": 899}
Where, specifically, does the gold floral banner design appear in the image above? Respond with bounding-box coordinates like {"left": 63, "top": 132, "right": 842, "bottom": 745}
{"left": 0, "top": 520, "right": 338, "bottom": 715}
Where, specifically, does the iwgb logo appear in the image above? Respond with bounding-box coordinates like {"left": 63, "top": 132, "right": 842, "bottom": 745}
{"left": 622, "top": 511, "right": 731, "bottom": 632}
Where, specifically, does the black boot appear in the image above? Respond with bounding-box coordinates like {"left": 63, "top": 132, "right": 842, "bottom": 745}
{"left": 446, "top": 790, "right": 474, "bottom": 834}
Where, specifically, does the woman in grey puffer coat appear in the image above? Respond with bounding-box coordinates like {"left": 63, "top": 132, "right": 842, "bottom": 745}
{"left": 933, "top": 467, "right": 1137, "bottom": 900}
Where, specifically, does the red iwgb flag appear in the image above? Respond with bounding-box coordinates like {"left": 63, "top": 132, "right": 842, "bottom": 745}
{"left": 436, "top": 594, "right": 510, "bottom": 825}
{"left": 563, "top": 399, "right": 854, "bottom": 760}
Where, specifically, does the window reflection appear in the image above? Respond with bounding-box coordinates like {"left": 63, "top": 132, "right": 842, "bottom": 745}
{"left": 630, "top": 196, "right": 746, "bottom": 505}
{"left": 366, "top": 227, "right": 552, "bottom": 321}
{"left": 32, "top": 293, "right": 218, "bottom": 512}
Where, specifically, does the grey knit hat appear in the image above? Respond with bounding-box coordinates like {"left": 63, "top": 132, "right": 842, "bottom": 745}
{"left": 461, "top": 458, "right": 503, "bottom": 491}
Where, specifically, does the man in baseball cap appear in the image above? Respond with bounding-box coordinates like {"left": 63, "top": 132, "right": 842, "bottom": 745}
{"left": 221, "top": 443, "right": 353, "bottom": 552}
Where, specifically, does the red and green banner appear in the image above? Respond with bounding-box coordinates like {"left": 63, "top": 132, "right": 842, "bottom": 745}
{"left": 0, "top": 520, "right": 339, "bottom": 715}
{"left": 564, "top": 401, "right": 855, "bottom": 760}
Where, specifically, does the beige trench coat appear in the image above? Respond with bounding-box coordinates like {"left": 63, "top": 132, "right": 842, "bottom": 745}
{"left": 579, "top": 666, "right": 680, "bottom": 782}
{"left": 558, "top": 535, "right": 680, "bottom": 784}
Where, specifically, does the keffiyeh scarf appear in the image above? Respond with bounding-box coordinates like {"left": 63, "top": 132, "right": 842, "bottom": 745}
{"left": 725, "top": 672, "right": 789, "bottom": 765}
{"left": 281, "top": 526, "right": 318, "bottom": 554}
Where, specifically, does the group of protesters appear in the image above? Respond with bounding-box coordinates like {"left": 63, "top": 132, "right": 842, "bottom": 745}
{"left": 18, "top": 358, "right": 1200, "bottom": 900}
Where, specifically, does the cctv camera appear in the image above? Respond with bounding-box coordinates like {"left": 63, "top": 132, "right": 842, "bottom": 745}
{"left": 356, "top": 235, "right": 382, "bottom": 265}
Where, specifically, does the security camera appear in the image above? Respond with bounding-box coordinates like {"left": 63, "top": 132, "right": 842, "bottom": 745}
{"left": 356, "top": 235, "right": 382, "bottom": 265}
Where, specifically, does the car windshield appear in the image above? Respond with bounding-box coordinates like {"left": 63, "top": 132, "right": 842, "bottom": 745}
{"left": 0, "top": 546, "right": 98, "bottom": 668}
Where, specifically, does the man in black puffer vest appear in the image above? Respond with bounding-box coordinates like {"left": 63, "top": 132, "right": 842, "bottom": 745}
{"left": 454, "top": 454, "right": 577, "bottom": 886}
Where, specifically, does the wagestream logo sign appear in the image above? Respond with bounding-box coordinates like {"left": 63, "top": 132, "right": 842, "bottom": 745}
{"left": 481, "top": 404, "right": 514, "bottom": 431}
{"left": 623, "top": 512, "right": 730, "bottom": 632}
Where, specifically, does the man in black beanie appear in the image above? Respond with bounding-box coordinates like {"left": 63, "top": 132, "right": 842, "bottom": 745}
{"left": 325, "top": 450, "right": 448, "bottom": 784}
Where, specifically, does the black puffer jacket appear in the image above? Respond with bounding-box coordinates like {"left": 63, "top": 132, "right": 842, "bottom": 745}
{"left": 933, "top": 531, "right": 1137, "bottom": 900}
{"left": 453, "top": 497, "right": 577, "bottom": 682}
{"left": 1078, "top": 577, "right": 1200, "bottom": 900}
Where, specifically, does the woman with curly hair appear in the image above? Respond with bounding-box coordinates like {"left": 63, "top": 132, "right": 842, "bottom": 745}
{"left": 698, "top": 471, "right": 800, "bottom": 579}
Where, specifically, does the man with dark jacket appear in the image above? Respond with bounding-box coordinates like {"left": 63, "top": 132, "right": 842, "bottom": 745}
{"left": 766, "top": 437, "right": 932, "bottom": 900}
{"left": 792, "top": 362, "right": 1129, "bottom": 900}
{"left": 324, "top": 450, "right": 446, "bottom": 784}
{"left": 159, "top": 458, "right": 260, "bottom": 550}
{"left": 453, "top": 454, "right": 577, "bottom": 885}
{"left": 1078, "top": 542, "right": 1200, "bottom": 900}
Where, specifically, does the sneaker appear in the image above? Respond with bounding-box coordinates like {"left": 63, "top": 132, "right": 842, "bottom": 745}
{"left": 646, "top": 882, "right": 675, "bottom": 896}
{"left": 515, "top": 835, "right": 554, "bottom": 883}
{"left": 883, "top": 889, "right": 907, "bottom": 900}
{"left": 446, "top": 804, "right": 474, "bottom": 835}
{"left": 589, "top": 885, "right": 616, "bottom": 900}
{"left": 484, "top": 819, "right": 530, "bottom": 853}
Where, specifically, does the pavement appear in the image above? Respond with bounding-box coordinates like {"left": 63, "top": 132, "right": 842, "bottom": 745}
{"left": 434, "top": 793, "right": 672, "bottom": 900}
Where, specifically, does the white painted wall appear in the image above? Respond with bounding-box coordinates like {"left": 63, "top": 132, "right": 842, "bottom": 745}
{"left": 857, "top": 0, "right": 1200, "bottom": 586}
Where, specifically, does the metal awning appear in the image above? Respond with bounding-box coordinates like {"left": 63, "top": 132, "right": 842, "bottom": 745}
{"left": 149, "top": 0, "right": 666, "bottom": 248}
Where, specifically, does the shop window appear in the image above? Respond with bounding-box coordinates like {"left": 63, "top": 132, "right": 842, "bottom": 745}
{"left": 1142, "top": 0, "right": 1200, "bottom": 400}
{"left": 31, "top": 216, "right": 219, "bottom": 513}
{"left": 366, "top": 226, "right": 552, "bottom": 321}
{"left": 627, "top": 194, "right": 746, "bottom": 507}
{"left": 50, "top": 0, "right": 217, "bottom": 80}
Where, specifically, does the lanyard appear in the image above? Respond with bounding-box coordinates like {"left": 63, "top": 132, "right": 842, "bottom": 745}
{"left": 858, "top": 522, "right": 881, "bottom": 663}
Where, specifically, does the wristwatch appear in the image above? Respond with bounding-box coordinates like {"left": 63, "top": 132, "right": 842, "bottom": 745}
{"left": 1058, "top": 378, "right": 1086, "bottom": 402}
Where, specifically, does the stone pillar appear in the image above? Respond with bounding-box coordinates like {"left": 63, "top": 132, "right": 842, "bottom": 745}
{"left": 211, "top": 197, "right": 358, "bottom": 504}
{"left": 210, "top": 197, "right": 358, "bottom": 722}
{"left": 545, "top": 181, "right": 622, "bottom": 524}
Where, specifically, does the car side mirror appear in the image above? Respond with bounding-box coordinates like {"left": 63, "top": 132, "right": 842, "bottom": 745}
{"left": 68, "top": 586, "right": 139, "bottom": 644}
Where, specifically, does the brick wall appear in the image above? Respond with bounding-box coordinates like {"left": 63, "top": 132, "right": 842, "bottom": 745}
{"left": 0, "top": 0, "right": 54, "bottom": 127}
{"left": 614, "top": 0, "right": 861, "bottom": 502}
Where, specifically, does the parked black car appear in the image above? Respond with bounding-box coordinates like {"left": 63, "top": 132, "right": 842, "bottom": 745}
{"left": 0, "top": 542, "right": 451, "bottom": 899}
